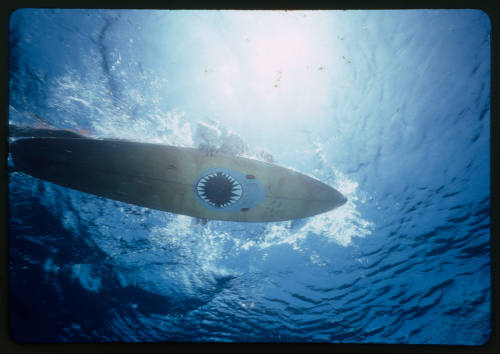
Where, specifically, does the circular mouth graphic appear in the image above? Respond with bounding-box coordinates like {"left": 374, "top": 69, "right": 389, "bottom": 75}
{"left": 195, "top": 171, "right": 243, "bottom": 208}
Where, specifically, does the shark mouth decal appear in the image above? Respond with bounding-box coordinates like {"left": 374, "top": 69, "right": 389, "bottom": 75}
{"left": 195, "top": 171, "right": 243, "bottom": 208}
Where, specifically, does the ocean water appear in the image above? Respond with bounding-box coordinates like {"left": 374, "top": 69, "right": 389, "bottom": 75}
{"left": 7, "top": 9, "right": 491, "bottom": 344}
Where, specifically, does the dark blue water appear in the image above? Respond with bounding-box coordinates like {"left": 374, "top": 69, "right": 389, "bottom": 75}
{"left": 8, "top": 9, "right": 491, "bottom": 344}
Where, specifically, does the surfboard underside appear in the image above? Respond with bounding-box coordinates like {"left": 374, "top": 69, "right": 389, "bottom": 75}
{"left": 10, "top": 137, "right": 347, "bottom": 222}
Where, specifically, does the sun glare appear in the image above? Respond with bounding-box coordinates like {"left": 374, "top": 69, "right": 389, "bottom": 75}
{"left": 200, "top": 11, "right": 337, "bottom": 133}
{"left": 250, "top": 27, "right": 309, "bottom": 80}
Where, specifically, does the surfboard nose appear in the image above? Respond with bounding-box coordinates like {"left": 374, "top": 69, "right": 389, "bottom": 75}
{"left": 286, "top": 173, "right": 347, "bottom": 217}
{"left": 326, "top": 184, "right": 347, "bottom": 209}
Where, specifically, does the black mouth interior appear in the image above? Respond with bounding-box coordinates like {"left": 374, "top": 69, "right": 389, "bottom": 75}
{"left": 196, "top": 172, "right": 242, "bottom": 208}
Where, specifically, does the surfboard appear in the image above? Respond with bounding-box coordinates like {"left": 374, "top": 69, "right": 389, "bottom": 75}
{"left": 10, "top": 137, "right": 347, "bottom": 222}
